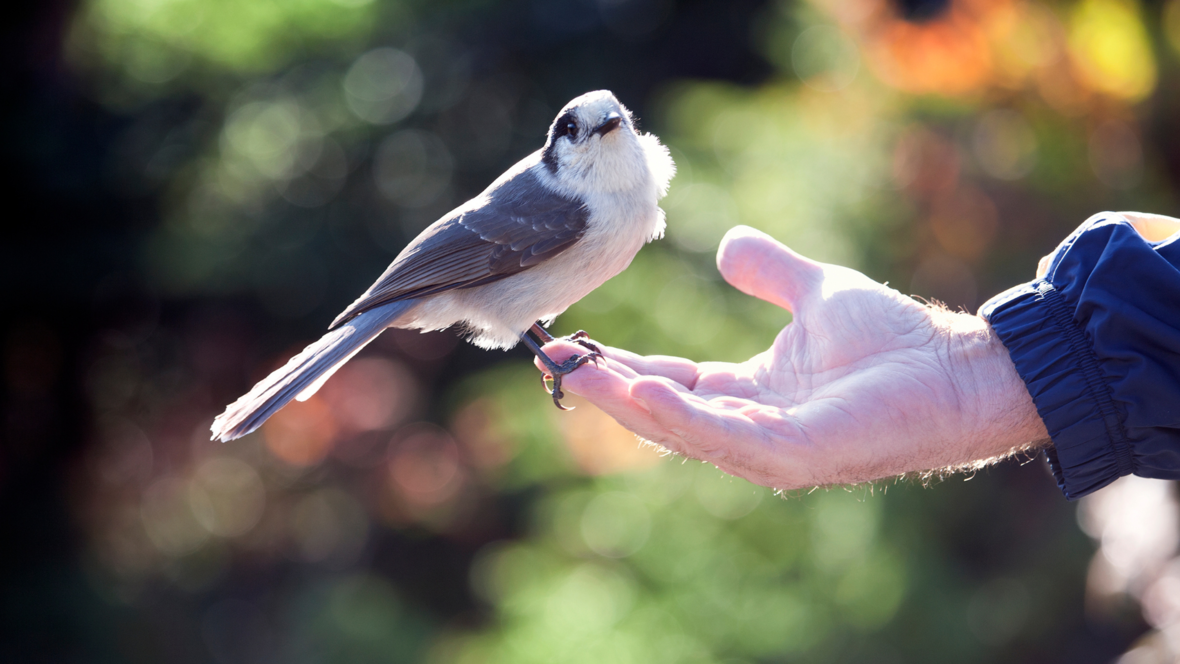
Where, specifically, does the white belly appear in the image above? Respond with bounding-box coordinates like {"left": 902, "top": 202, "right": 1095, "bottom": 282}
{"left": 397, "top": 187, "right": 663, "bottom": 349}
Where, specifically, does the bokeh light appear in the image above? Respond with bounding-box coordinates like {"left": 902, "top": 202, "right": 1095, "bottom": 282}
{"left": 372, "top": 129, "right": 454, "bottom": 208}
{"left": 790, "top": 25, "right": 861, "bottom": 92}
{"left": 1068, "top": 0, "right": 1156, "bottom": 101}
{"left": 290, "top": 488, "right": 370, "bottom": 565}
{"left": 972, "top": 109, "right": 1038, "bottom": 181}
{"left": 343, "top": 48, "right": 424, "bottom": 125}
{"left": 1089, "top": 119, "right": 1145, "bottom": 190}
{"left": 263, "top": 394, "right": 338, "bottom": 467}
{"left": 189, "top": 457, "right": 266, "bottom": 538}
{"left": 580, "top": 491, "right": 651, "bottom": 558}
{"left": 141, "top": 476, "right": 210, "bottom": 556}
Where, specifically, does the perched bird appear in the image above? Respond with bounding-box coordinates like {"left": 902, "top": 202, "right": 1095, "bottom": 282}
{"left": 211, "top": 90, "right": 675, "bottom": 442}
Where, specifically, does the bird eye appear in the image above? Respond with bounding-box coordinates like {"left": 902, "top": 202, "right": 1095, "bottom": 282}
{"left": 565, "top": 121, "right": 578, "bottom": 138}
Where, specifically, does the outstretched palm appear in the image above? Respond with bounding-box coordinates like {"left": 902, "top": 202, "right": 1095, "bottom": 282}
{"left": 541, "top": 226, "right": 1046, "bottom": 490}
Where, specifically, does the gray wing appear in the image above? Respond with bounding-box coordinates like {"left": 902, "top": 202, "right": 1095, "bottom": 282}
{"left": 330, "top": 165, "right": 589, "bottom": 328}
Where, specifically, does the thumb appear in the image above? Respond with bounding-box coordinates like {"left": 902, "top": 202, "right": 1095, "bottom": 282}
{"left": 716, "top": 225, "right": 822, "bottom": 313}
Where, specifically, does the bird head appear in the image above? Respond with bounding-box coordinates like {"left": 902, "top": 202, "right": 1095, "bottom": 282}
{"left": 541, "top": 90, "right": 647, "bottom": 194}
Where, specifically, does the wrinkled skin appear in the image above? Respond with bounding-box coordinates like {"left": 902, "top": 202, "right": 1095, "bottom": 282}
{"left": 539, "top": 225, "right": 1049, "bottom": 491}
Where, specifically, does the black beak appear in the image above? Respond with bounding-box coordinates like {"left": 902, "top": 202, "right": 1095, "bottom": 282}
{"left": 593, "top": 112, "right": 622, "bottom": 137}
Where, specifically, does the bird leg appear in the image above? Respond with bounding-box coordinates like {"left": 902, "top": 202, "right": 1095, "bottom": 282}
{"left": 521, "top": 326, "right": 602, "bottom": 410}
{"left": 528, "top": 322, "right": 602, "bottom": 354}
{"left": 528, "top": 322, "right": 555, "bottom": 344}
{"left": 530, "top": 322, "right": 604, "bottom": 360}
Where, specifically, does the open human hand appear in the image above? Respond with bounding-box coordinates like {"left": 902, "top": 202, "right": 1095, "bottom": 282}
{"left": 538, "top": 226, "right": 1049, "bottom": 491}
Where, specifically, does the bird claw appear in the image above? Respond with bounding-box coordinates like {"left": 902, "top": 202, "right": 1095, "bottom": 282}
{"left": 541, "top": 374, "right": 573, "bottom": 410}
{"left": 540, "top": 350, "right": 603, "bottom": 409}
{"left": 564, "top": 330, "right": 602, "bottom": 357}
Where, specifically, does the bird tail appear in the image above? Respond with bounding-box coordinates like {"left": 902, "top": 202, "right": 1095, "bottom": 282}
{"left": 210, "top": 300, "right": 416, "bottom": 442}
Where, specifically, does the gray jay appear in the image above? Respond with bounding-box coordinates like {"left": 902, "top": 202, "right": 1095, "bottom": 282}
{"left": 211, "top": 90, "right": 675, "bottom": 442}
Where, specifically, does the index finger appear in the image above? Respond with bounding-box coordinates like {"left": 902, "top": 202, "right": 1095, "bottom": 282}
{"left": 596, "top": 346, "right": 704, "bottom": 388}
{"left": 538, "top": 340, "right": 705, "bottom": 388}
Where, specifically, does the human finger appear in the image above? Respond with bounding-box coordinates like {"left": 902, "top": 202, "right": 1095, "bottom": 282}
{"left": 628, "top": 377, "right": 780, "bottom": 481}
{"left": 716, "top": 225, "right": 823, "bottom": 313}
{"left": 537, "top": 340, "right": 706, "bottom": 387}
{"left": 594, "top": 346, "right": 705, "bottom": 387}
{"left": 533, "top": 344, "right": 693, "bottom": 446}
{"left": 532, "top": 340, "right": 643, "bottom": 381}
{"left": 1036, "top": 254, "right": 1051, "bottom": 278}
{"left": 1121, "top": 211, "right": 1180, "bottom": 242}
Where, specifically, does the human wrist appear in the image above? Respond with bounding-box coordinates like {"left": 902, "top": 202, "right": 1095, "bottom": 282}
{"left": 938, "top": 310, "right": 1050, "bottom": 462}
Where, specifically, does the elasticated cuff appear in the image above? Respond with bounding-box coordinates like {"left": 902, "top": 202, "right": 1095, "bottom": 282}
{"left": 981, "top": 281, "right": 1133, "bottom": 500}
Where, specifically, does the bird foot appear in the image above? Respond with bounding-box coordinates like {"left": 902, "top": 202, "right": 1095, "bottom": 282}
{"left": 540, "top": 350, "right": 603, "bottom": 410}
{"left": 564, "top": 330, "right": 602, "bottom": 356}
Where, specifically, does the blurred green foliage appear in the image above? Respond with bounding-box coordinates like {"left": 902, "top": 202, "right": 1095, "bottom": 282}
{"left": 71, "top": 0, "right": 391, "bottom": 88}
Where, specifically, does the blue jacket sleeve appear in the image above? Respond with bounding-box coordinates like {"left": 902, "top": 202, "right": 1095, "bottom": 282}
{"left": 979, "top": 212, "right": 1180, "bottom": 500}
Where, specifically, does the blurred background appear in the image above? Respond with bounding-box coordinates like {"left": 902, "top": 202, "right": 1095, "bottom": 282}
{"left": 5, "top": 0, "right": 1180, "bottom": 661}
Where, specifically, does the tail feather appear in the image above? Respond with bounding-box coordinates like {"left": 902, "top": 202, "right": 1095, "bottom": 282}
{"left": 210, "top": 301, "right": 415, "bottom": 442}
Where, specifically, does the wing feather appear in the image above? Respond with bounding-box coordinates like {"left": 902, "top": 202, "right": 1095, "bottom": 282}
{"left": 330, "top": 165, "right": 588, "bottom": 328}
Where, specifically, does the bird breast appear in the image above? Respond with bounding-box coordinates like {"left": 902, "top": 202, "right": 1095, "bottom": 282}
{"left": 400, "top": 182, "right": 662, "bottom": 350}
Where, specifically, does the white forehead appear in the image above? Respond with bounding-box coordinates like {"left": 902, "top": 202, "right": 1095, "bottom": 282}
{"left": 561, "top": 90, "right": 623, "bottom": 119}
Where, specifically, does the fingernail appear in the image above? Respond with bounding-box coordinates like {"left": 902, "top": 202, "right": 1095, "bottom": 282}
{"left": 633, "top": 397, "right": 651, "bottom": 415}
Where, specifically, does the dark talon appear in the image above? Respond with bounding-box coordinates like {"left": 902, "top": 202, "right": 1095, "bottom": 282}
{"left": 545, "top": 351, "right": 602, "bottom": 409}
{"left": 575, "top": 339, "right": 602, "bottom": 355}
{"left": 558, "top": 351, "right": 602, "bottom": 374}
{"left": 542, "top": 372, "right": 570, "bottom": 409}
{"left": 565, "top": 330, "right": 602, "bottom": 355}
{"left": 551, "top": 377, "right": 570, "bottom": 410}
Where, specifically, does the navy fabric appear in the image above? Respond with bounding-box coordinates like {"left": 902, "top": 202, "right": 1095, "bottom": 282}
{"left": 980, "top": 213, "right": 1180, "bottom": 500}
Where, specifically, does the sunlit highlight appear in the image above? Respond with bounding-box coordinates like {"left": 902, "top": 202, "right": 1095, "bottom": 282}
{"left": 1068, "top": 0, "right": 1156, "bottom": 101}
{"left": 262, "top": 393, "right": 337, "bottom": 466}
